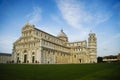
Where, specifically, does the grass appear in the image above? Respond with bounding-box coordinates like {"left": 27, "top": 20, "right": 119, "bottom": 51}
{"left": 0, "top": 63, "right": 120, "bottom": 80}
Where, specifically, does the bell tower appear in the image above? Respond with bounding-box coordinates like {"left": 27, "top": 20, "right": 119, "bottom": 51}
{"left": 88, "top": 32, "right": 97, "bottom": 63}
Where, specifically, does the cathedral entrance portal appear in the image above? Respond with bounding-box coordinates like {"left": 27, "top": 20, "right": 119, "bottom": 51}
{"left": 79, "top": 59, "right": 81, "bottom": 63}
{"left": 32, "top": 56, "right": 35, "bottom": 63}
{"left": 24, "top": 54, "right": 27, "bottom": 63}
{"left": 17, "top": 57, "right": 19, "bottom": 63}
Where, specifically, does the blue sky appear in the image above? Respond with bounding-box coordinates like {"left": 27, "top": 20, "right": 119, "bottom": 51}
{"left": 0, "top": 0, "right": 120, "bottom": 56}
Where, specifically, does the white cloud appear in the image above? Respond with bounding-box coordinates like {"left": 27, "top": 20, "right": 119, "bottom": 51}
{"left": 56, "top": 0, "right": 83, "bottom": 29}
{"left": 56, "top": 0, "right": 111, "bottom": 29}
{"left": 26, "top": 7, "right": 42, "bottom": 25}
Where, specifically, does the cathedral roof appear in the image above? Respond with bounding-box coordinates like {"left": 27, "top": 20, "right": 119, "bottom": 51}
{"left": 57, "top": 29, "right": 67, "bottom": 37}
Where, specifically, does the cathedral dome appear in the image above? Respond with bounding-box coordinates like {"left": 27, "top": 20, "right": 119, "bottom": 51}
{"left": 57, "top": 29, "right": 67, "bottom": 37}
{"left": 57, "top": 29, "right": 68, "bottom": 42}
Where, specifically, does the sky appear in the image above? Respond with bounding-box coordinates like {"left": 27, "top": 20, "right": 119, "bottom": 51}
{"left": 0, "top": 0, "right": 120, "bottom": 56}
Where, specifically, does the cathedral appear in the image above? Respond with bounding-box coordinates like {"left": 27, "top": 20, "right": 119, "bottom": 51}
{"left": 12, "top": 23, "right": 97, "bottom": 64}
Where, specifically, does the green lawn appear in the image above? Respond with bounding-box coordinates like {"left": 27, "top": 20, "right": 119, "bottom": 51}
{"left": 0, "top": 63, "right": 120, "bottom": 80}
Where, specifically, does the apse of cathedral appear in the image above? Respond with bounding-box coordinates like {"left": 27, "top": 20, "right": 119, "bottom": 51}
{"left": 12, "top": 23, "right": 97, "bottom": 64}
